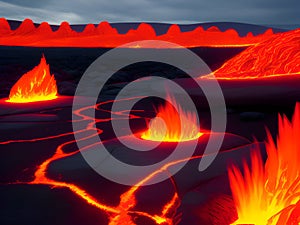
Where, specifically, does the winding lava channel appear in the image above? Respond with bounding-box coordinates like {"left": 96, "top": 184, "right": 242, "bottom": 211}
{"left": 0, "top": 97, "right": 204, "bottom": 225}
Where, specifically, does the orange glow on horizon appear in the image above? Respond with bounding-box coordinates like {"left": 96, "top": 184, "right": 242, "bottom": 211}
{"left": 6, "top": 55, "right": 58, "bottom": 103}
{"left": 141, "top": 95, "right": 202, "bottom": 142}
{"left": 0, "top": 18, "right": 276, "bottom": 48}
{"left": 228, "top": 103, "right": 300, "bottom": 225}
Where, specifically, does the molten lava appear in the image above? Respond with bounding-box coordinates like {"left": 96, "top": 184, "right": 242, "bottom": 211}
{"left": 228, "top": 103, "right": 300, "bottom": 225}
{"left": 141, "top": 95, "right": 202, "bottom": 142}
{"left": 211, "top": 29, "right": 300, "bottom": 79}
{"left": 0, "top": 18, "right": 276, "bottom": 47}
{"left": 6, "top": 55, "right": 58, "bottom": 103}
{"left": 1, "top": 98, "right": 184, "bottom": 225}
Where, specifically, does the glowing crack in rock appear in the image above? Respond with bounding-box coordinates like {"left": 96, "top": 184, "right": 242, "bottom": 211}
{"left": 6, "top": 55, "right": 58, "bottom": 103}
{"left": 141, "top": 95, "right": 202, "bottom": 142}
{"left": 0, "top": 98, "right": 182, "bottom": 225}
{"left": 228, "top": 103, "right": 300, "bottom": 225}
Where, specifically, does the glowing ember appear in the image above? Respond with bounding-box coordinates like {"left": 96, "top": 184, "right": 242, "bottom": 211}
{"left": 210, "top": 29, "right": 300, "bottom": 79}
{"left": 141, "top": 95, "right": 202, "bottom": 142}
{"left": 6, "top": 55, "right": 58, "bottom": 103}
{"left": 228, "top": 103, "right": 300, "bottom": 225}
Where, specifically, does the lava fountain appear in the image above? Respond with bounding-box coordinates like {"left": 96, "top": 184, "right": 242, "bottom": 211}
{"left": 6, "top": 55, "right": 58, "bottom": 103}
{"left": 228, "top": 103, "right": 300, "bottom": 225}
{"left": 141, "top": 95, "right": 202, "bottom": 142}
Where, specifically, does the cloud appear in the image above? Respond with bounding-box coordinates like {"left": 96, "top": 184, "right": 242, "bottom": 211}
{"left": 0, "top": 1, "right": 83, "bottom": 24}
{"left": 0, "top": 0, "right": 299, "bottom": 25}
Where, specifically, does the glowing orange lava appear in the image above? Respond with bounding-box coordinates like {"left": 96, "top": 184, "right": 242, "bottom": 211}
{"left": 208, "top": 28, "right": 300, "bottom": 80}
{"left": 141, "top": 95, "right": 202, "bottom": 142}
{"left": 228, "top": 103, "right": 300, "bottom": 225}
{"left": 1, "top": 98, "right": 184, "bottom": 225}
{"left": 0, "top": 18, "right": 276, "bottom": 48}
{"left": 6, "top": 55, "right": 58, "bottom": 103}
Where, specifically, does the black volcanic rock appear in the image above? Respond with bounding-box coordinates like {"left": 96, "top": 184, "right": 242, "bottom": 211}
{"left": 0, "top": 184, "right": 108, "bottom": 225}
{"left": 240, "top": 112, "right": 265, "bottom": 121}
{"left": 57, "top": 81, "right": 77, "bottom": 96}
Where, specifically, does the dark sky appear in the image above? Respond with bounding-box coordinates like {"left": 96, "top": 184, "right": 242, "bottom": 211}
{"left": 0, "top": 0, "right": 299, "bottom": 25}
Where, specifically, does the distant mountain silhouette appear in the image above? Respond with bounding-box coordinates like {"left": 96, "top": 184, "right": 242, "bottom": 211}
{"left": 126, "top": 23, "right": 156, "bottom": 37}
{"left": 54, "top": 21, "right": 77, "bottom": 37}
{"left": 0, "top": 18, "right": 11, "bottom": 34}
{"left": 13, "top": 18, "right": 35, "bottom": 35}
{"left": 0, "top": 18, "right": 290, "bottom": 47}
{"left": 96, "top": 21, "right": 118, "bottom": 35}
{"left": 35, "top": 22, "right": 53, "bottom": 36}
{"left": 5, "top": 19, "right": 288, "bottom": 36}
{"left": 81, "top": 24, "right": 96, "bottom": 35}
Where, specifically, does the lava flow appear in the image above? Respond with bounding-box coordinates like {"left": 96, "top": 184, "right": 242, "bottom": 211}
{"left": 0, "top": 18, "right": 277, "bottom": 47}
{"left": 6, "top": 55, "right": 58, "bottom": 103}
{"left": 209, "top": 28, "right": 300, "bottom": 80}
{"left": 141, "top": 95, "right": 202, "bottom": 142}
{"left": 1, "top": 96, "right": 186, "bottom": 225}
{"left": 228, "top": 103, "right": 300, "bottom": 225}
{"left": 2, "top": 53, "right": 190, "bottom": 223}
